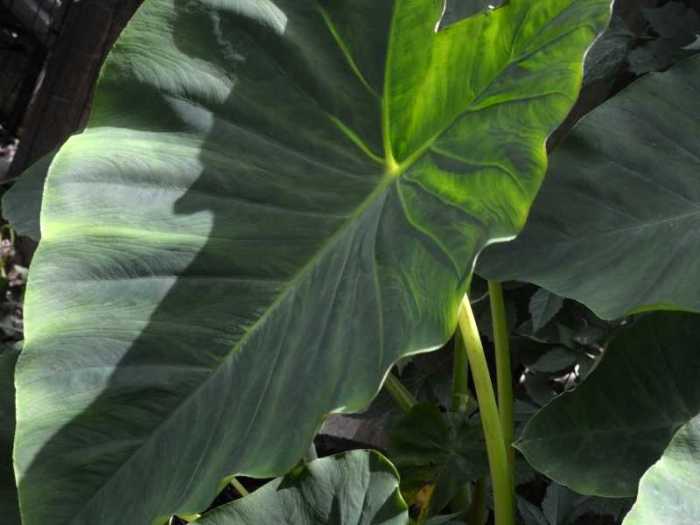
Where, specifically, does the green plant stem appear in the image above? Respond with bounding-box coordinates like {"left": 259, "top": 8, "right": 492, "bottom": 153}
{"left": 231, "top": 477, "right": 250, "bottom": 497}
{"left": 384, "top": 372, "right": 417, "bottom": 413}
{"left": 452, "top": 320, "right": 480, "bottom": 523}
{"left": 452, "top": 328, "right": 471, "bottom": 413}
{"left": 488, "top": 281, "right": 514, "bottom": 469}
{"left": 458, "top": 295, "right": 514, "bottom": 525}
{"left": 467, "top": 479, "right": 487, "bottom": 525}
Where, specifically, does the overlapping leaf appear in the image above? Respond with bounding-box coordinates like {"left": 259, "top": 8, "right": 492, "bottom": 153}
{"left": 2, "top": 151, "right": 54, "bottom": 241}
{"left": 518, "top": 313, "right": 700, "bottom": 497}
{"left": 479, "top": 55, "right": 700, "bottom": 319}
{"left": 194, "top": 451, "right": 408, "bottom": 525}
{"left": 623, "top": 414, "right": 700, "bottom": 525}
{"left": 14, "top": 1, "right": 609, "bottom": 524}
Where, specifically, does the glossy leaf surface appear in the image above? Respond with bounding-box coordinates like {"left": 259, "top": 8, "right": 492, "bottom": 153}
{"left": 518, "top": 313, "right": 700, "bottom": 497}
{"left": 194, "top": 451, "right": 407, "bottom": 525}
{"left": 14, "top": 1, "right": 609, "bottom": 524}
{"left": 479, "top": 56, "right": 700, "bottom": 319}
{"left": 623, "top": 414, "right": 700, "bottom": 525}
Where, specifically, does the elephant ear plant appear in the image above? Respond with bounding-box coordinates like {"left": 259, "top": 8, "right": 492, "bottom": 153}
{"left": 3, "top": 0, "right": 614, "bottom": 524}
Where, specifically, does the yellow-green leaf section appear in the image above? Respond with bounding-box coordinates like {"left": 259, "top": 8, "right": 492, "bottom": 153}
{"left": 14, "top": 1, "right": 610, "bottom": 525}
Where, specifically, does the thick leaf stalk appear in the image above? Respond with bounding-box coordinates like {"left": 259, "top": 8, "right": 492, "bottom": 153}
{"left": 451, "top": 328, "right": 471, "bottom": 414}
{"left": 488, "top": 281, "right": 514, "bottom": 469}
{"left": 458, "top": 295, "right": 514, "bottom": 525}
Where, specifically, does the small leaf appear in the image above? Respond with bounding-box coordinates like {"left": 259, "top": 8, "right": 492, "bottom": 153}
{"left": 518, "top": 313, "right": 700, "bottom": 497}
{"left": 528, "top": 347, "right": 578, "bottom": 374}
{"left": 626, "top": 2, "right": 700, "bottom": 74}
{"left": 1, "top": 151, "right": 54, "bottom": 241}
{"left": 542, "top": 483, "right": 577, "bottom": 525}
{"left": 389, "top": 404, "right": 487, "bottom": 515}
{"left": 568, "top": 495, "right": 632, "bottom": 523}
{"left": 522, "top": 372, "right": 557, "bottom": 407}
{"left": 642, "top": 2, "right": 700, "bottom": 42}
{"left": 622, "top": 414, "right": 700, "bottom": 525}
{"left": 194, "top": 450, "right": 408, "bottom": 524}
{"left": 628, "top": 40, "right": 677, "bottom": 74}
{"left": 529, "top": 289, "right": 564, "bottom": 333}
{"left": 518, "top": 497, "right": 549, "bottom": 525}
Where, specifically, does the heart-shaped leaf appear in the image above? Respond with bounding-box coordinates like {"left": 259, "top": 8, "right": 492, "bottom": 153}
{"left": 622, "top": 414, "right": 700, "bottom": 525}
{"left": 479, "top": 55, "right": 700, "bottom": 319}
{"left": 518, "top": 313, "right": 700, "bottom": 497}
{"left": 14, "top": 1, "right": 609, "bottom": 524}
{"left": 193, "top": 450, "right": 408, "bottom": 525}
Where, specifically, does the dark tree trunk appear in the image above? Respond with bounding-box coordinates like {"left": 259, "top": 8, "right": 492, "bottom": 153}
{"left": 9, "top": 0, "right": 143, "bottom": 177}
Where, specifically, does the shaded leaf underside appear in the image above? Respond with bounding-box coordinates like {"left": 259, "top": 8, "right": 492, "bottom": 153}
{"left": 14, "top": 1, "right": 609, "bottom": 524}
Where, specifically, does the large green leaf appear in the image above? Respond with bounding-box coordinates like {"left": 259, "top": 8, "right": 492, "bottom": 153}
{"left": 623, "top": 414, "right": 700, "bottom": 525}
{"left": 194, "top": 450, "right": 408, "bottom": 525}
{"left": 14, "top": 1, "right": 609, "bottom": 524}
{"left": 478, "top": 55, "right": 700, "bottom": 319}
{"left": 517, "top": 313, "right": 700, "bottom": 497}
{"left": 0, "top": 345, "right": 19, "bottom": 525}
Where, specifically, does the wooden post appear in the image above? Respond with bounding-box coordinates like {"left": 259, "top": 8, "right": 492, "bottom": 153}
{"left": 8, "top": 0, "right": 143, "bottom": 177}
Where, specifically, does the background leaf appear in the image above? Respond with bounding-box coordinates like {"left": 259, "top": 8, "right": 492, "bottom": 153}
{"left": 517, "top": 312, "right": 700, "bottom": 497}
{"left": 518, "top": 497, "right": 549, "bottom": 525}
{"left": 389, "top": 404, "right": 487, "bottom": 516}
{"left": 628, "top": 1, "right": 700, "bottom": 74}
{"left": 479, "top": 55, "right": 700, "bottom": 319}
{"left": 622, "top": 414, "right": 700, "bottom": 525}
{"left": 527, "top": 347, "right": 578, "bottom": 374}
{"left": 1, "top": 151, "right": 54, "bottom": 242}
{"left": 529, "top": 289, "right": 565, "bottom": 333}
{"left": 542, "top": 483, "right": 578, "bottom": 525}
{"left": 194, "top": 450, "right": 408, "bottom": 525}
